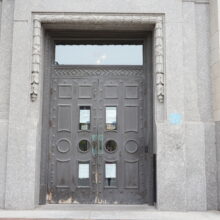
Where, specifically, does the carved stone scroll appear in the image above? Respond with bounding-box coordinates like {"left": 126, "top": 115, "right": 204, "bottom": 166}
{"left": 31, "top": 18, "right": 41, "bottom": 101}
{"left": 155, "top": 21, "right": 165, "bottom": 103}
{"left": 31, "top": 13, "right": 165, "bottom": 103}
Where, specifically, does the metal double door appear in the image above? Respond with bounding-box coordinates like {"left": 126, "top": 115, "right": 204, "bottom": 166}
{"left": 48, "top": 66, "right": 148, "bottom": 204}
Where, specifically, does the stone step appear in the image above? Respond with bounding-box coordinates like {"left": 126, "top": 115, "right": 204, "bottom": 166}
{"left": 0, "top": 210, "right": 219, "bottom": 220}
{"left": 0, "top": 205, "right": 219, "bottom": 220}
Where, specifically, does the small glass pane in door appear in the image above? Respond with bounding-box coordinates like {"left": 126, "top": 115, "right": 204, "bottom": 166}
{"left": 105, "top": 140, "right": 117, "bottom": 153}
{"left": 78, "top": 163, "right": 90, "bottom": 186}
{"left": 79, "top": 140, "right": 90, "bottom": 152}
{"left": 105, "top": 162, "right": 117, "bottom": 187}
{"left": 79, "top": 106, "right": 91, "bottom": 130}
{"left": 106, "top": 107, "right": 117, "bottom": 130}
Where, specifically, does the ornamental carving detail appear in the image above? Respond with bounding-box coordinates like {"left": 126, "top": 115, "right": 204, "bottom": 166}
{"left": 53, "top": 66, "right": 144, "bottom": 78}
{"left": 31, "top": 13, "right": 165, "bottom": 103}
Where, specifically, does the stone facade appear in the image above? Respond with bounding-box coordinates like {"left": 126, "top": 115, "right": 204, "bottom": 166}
{"left": 0, "top": 0, "right": 219, "bottom": 211}
{"left": 210, "top": 0, "right": 220, "bottom": 211}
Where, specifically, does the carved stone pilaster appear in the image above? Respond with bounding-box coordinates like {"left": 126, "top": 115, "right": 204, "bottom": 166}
{"left": 155, "top": 21, "right": 165, "bottom": 103}
{"left": 31, "top": 18, "right": 41, "bottom": 101}
{"left": 31, "top": 13, "right": 165, "bottom": 103}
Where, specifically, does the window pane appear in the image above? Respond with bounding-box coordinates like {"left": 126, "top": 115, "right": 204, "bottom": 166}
{"left": 78, "top": 163, "right": 90, "bottom": 187}
{"left": 78, "top": 163, "right": 90, "bottom": 179}
{"left": 79, "top": 106, "right": 91, "bottom": 130}
{"left": 55, "top": 45, "right": 143, "bottom": 65}
{"left": 105, "top": 162, "right": 117, "bottom": 187}
{"left": 105, "top": 140, "right": 117, "bottom": 153}
{"left": 106, "top": 107, "right": 117, "bottom": 130}
{"left": 79, "top": 140, "right": 90, "bottom": 152}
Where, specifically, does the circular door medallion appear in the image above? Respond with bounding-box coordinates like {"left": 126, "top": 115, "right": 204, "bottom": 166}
{"left": 78, "top": 140, "right": 90, "bottom": 153}
{"left": 105, "top": 140, "right": 117, "bottom": 153}
{"left": 125, "top": 140, "right": 138, "bottom": 154}
{"left": 56, "top": 138, "right": 71, "bottom": 153}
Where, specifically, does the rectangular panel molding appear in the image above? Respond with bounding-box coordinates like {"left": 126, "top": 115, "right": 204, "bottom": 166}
{"left": 30, "top": 13, "right": 165, "bottom": 103}
{"left": 124, "top": 160, "right": 139, "bottom": 189}
{"left": 58, "top": 85, "right": 72, "bottom": 99}
{"left": 79, "top": 85, "right": 92, "bottom": 99}
{"left": 104, "top": 86, "right": 118, "bottom": 99}
{"left": 125, "top": 86, "right": 139, "bottom": 99}
{"left": 57, "top": 105, "right": 71, "bottom": 132}
{"left": 56, "top": 160, "right": 71, "bottom": 188}
{"left": 124, "top": 106, "right": 139, "bottom": 132}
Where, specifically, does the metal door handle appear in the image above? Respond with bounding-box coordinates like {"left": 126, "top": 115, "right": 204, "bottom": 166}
{"left": 92, "top": 134, "right": 103, "bottom": 156}
{"left": 92, "top": 135, "right": 98, "bottom": 157}
{"left": 98, "top": 134, "right": 103, "bottom": 154}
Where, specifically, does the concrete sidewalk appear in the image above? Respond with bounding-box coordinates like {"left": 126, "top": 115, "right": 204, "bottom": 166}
{"left": 0, "top": 205, "right": 219, "bottom": 220}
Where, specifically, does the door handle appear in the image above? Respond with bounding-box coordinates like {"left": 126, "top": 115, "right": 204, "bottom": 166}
{"left": 92, "top": 140, "right": 98, "bottom": 155}
{"left": 98, "top": 134, "right": 103, "bottom": 154}
{"left": 92, "top": 134, "right": 103, "bottom": 156}
{"left": 92, "top": 135, "right": 98, "bottom": 156}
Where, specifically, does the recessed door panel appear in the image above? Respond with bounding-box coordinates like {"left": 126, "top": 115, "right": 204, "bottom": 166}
{"left": 125, "top": 86, "right": 139, "bottom": 99}
{"left": 56, "top": 159, "right": 71, "bottom": 188}
{"left": 124, "top": 160, "right": 139, "bottom": 189}
{"left": 104, "top": 86, "right": 118, "bottom": 99}
{"left": 124, "top": 106, "right": 139, "bottom": 132}
{"left": 58, "top": 85, "right": 73, "bottom": 99}
{"left": 79, "top": 85, "right": 92, "bottom": 99}
{"left": 48, "top": 66, "right": 147, "bottom": 204}
{"left": 57, "top": 105, "right": 72, "bottom": 132}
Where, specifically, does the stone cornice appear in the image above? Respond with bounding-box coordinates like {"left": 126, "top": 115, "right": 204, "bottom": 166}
{"left": 31, "top": 13, "right": 165, "bottom": 103}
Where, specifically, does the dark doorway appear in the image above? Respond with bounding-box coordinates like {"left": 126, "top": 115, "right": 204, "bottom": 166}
{"left": 40, "top": 31, "right": 155, "bottom": 205}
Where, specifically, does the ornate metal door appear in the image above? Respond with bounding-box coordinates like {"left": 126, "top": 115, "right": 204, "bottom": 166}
{"left": 47, "top": 66, "right": 148, "bottom": 204}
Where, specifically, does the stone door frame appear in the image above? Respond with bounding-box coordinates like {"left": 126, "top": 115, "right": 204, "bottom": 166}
{"left": 33, "top": 12, "right": 165, "bottom": 206}
{"left": 30, "top": 13, "right": 165, "bottom": 103}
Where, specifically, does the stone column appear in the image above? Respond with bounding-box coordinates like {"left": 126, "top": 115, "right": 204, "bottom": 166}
{"left": 210, "top": 0, "right": 220, "bottom": 210}
{"left": 0, "top": 0, "right": 14, "bottom": 209}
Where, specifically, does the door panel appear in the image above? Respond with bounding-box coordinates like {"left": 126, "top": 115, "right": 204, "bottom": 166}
{"left": 98, "top": 76, "right": 146, "bottom": 204}
{"left": 48, "top": 66, "right": 147, "bottom": 204}
{"left": 48, "top": 77, "right": 98, "bottom": 203}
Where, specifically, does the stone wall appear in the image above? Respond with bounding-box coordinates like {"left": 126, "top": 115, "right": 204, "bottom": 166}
{"left": 0, "top": 0, "right": 15, "bottom": 209}
{"left": 216, "top": 122, "right": 220, "bottom": 210}
{"left": 0, "top": 0, "right": 218, "bottom": 211}
{"left": 210, "top": 0, "right": 220, "bottom": 122}
{"left": 210, "top": 0, "right": 220, "bottom": 210}
{"left": 183, "top": 0, "right": 217, "bottom": 210}
{"left": 0, "top": 1, "right": 2, "bottom": 38}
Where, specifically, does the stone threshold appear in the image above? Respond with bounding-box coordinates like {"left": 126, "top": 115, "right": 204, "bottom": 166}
{"left": 38, "top": 204, "right": 155, "bottom": 211}
{"left": 0, "top": 204, "right": 220, "bottom": 220}
{"left": 0, "top": 205, "right": 219, "bottom": 220}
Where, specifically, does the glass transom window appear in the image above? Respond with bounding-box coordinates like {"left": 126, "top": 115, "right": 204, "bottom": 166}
{"left": 55, "top": 45, "right": 143, "bottom": 65}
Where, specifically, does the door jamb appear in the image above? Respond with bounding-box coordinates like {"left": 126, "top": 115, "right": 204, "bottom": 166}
{"left": 37, "top": 13, "right": 165, "bottom": 205}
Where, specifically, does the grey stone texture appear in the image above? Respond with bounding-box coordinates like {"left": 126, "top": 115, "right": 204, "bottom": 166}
{"left": 0, "top": 1, "right": 2, "bottom": 38}
{"left": 0, "top": 0, "right": 219, "bottom": 212}
{"left": 210, "top": 0, "right": 220, "bottom": 211}
{"left": 185, "top": 122, "right": 207, "bottom": 211}
{"left": 156, "top": 123, "right": 186, "bottom": 211}
{"left": 205, "top": 123, "right": 218, "bottom": 210}
{"left": 0, "top": 0, "right": 15, "bottom": 209}
{"left": 210, "top": 0, "right": 220, "bottom": 121}
{"left": 0, "top": 206, "right": 220, "bottom": 220}
{"left": 216, "top": 122, "right": 220, "bottom": 210}
{"left": 195, "top": 3, "right": 218, "bottom": 210}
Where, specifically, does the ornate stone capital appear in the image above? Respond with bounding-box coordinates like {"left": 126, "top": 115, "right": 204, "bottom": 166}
{"left": 31, "top": 13, "right": 165, "bottom": 103}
